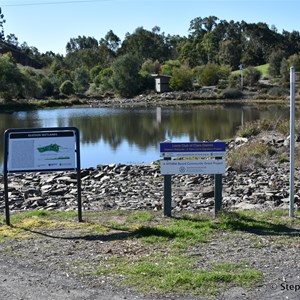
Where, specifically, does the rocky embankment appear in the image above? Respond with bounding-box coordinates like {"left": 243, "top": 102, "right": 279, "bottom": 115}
{"left": 0, "top": 134, "right": 298, "bottom": 214}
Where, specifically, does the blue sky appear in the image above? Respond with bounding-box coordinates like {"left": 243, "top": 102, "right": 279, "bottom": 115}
{"left": 2, "top": 0, "right": 300, "bottom": 55}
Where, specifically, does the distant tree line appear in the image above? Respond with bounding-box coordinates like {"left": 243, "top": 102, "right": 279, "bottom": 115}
{"left": 1, "top": 11, "right": 300, "bottom": 102}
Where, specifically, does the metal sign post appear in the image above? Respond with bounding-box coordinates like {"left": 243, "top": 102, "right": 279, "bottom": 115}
{"left": 163, "top": 157, "right": 172, "bottom": 217}
{"left": 3, "top": 127, "right": 82, "bottom": 225}
{"left": 290, "top": 67, "right": 295, "bottom": 217}
{"left": 214, "top": 156, "right": 223, "bottom": 214}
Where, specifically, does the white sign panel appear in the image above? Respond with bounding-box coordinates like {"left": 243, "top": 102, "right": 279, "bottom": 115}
{"left": 7, "top": 131, "right": 76, "bottom": 172}
{"left": 160, "top": 159, "right": 226, "bottom": 175}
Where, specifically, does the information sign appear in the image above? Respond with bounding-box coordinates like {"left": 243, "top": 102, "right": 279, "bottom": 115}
{"left": 3, "top": 127, "right": 82, "bottom": 226}
{"left": 159, "top": 140, "right": 226, "bottom": 217}
{"left": 160, "top": 159, "right": 226, "bottom": 175}
{"left": 7, "top": 130, "right": 77, "bottom": 172}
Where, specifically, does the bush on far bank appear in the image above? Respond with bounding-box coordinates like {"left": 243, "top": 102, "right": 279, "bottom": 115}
{"left": 221, "top": 88, "right": 243, "bottom": 99}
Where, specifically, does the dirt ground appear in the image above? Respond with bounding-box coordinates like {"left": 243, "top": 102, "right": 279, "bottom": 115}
{"left": 0, "top": 213, "right": 300, "bottom": 300}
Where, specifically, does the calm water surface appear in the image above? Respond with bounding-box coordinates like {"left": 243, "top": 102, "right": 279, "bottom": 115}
{"left": 0, "top": 105, "right": 290, "bottom": 168}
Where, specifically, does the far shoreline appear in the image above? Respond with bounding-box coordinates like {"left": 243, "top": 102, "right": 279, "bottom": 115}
{"left": 0, "top": 92, "right": 294, "bottom": 113}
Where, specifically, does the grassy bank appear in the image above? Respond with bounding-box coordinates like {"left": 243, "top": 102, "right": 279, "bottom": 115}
{"left": 0, "top": 98, "right": 87, "bottom": 112}
{"left": 1, "top": 209, "right": 299, "bottom": 297}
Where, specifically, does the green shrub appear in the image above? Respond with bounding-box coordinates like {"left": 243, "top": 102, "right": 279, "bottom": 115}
{"left": 236, "top": 120, "right": 272, "bottom": 138}
{"left": 160, "top": 60, "right": 181, "bottom": 76}
{"left": 237, "top": 119, "right": 292, "bottom": 138}
{"left": 227, "top": 142, "right": 270, "bottom": 172}
{"left": 268, "top": 87, "right": 289, "bottom": 97}
{"left": 199, "top": 63, "right": 220, "bottom": 86}
{"left": 41, "top": 77, "right": 54, "bottom": 97}
{"left": 244, "top": 67, "right": 261, "bottom": 86}
{"left": 222, "top": 88, "right": 243, "bottom": 99}
{"left": 217, "top": 79, "right": 228, "bottom": 89}
{"left": 94, "top": 68, "right": 113, "bottom": 93}
{"left": 0, "top": 53, "right": 25, "bottom": 102}
{"left": 169, "top": 66, "right": 193, "bottom": 91}
{"left": 228, "top": 74, "right": 241, "bottom": 88}
{"left": 110, "top": 54, "right": 143, "bottom": 98}
{"left": 72, "top": 67, "right": 90, "bottom": 93}
{"left": 278, "top": 155, "right": 289, "bottom": 164}
{"left": 59, "top": 80, "right": 74, "bottom": 95}
{"left": 268, "top": 49, "right": 285, "bottom": 77}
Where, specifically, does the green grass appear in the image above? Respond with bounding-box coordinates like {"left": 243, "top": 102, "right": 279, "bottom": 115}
{"left": 254, "top": 64, "right": 269, "bottom": 77}
{"left": 1, "top": 209, "right": 300, "bottom": 296}
{"left": 102, "top": 256, "right": 262, "bottom": 295}
{"left": 0, "top": 98, "right": 87, "bottom": 112}
{"left": 232, "top": 64, "right": 269, "bottom": 77}
{"left": 133, "top": 215, "right": 214, "bottom": 244}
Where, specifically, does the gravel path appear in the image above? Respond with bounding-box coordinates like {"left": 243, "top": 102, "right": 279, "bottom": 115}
{"left": 0, "top": 215, "right": 300, "bottom": 300}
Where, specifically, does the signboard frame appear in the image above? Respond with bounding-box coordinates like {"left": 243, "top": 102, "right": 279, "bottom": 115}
{"left": 160, "top": 141, "right": 226, "bottom": 217}
{"left": 3, "top": 127, "right": 82, "bottom": 225}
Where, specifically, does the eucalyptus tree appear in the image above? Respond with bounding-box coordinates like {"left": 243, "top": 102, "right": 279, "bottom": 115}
{"left": 178, "top": 40, "right": 207, "bottom": 67}
{"left": 0, "top": 53, "right": 25, "bottom": 102}
{"left": 66, "top": 35, "right": 98, "bottom": 53}
{"left": 6, "top": 33, "right": 18, "bottom": 47}
{"left": 201, "top": 31, "right": 219, "bottom": 63}
{"left": 240, "top": 22, "right": 282, "bottom": 66}
{"left": 110, "top": 53, "right": 143, "bottom": 98}
{"left": 119, "top": 26, "right": 170, "bottom": 62}
{"left": 97, "top": 30, "right": 120, "bottom": 70}
{"left": 268, "top": 49, "right": 286, "bottom": 77}
{"left": 49, "top": 55, "right": 71, "bottom": 93}
{"left": 0, "top": 7, "right": 5, "bottom": 41}
{"left": 188, "top": 16, "right": 218, "bottom": 38}
{"left": 217, "top": 20, "right": 242, "bottom": 69}
{"left": 99, "top": 30, "right": 121, "bottom": 54}
{"left": 184, "top": 16, "right": 220, "bottom": 65}
{"left": 164, "top": 34, "right": 186, "bottom": 60}
{"left": 218, "top": 40, "right": 242, "bottom": 69}
{"left": 201, "top": 15, "right": 220, "bottom": 63}
{"left": 282, "top": 30, "right": 300, "bottom": 56}
{"left": 65, "top": 35, "right": 101, "bottom": 69}
{"left": 72, "top": 67, "right": 90, "bottom": 93}
{"left": 39, "top": 51, "right": 57, "bottom": 67}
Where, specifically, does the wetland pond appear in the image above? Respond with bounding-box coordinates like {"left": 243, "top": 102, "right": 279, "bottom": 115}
{"left": 0, "top": 104, "right": 291, "bottom": 168}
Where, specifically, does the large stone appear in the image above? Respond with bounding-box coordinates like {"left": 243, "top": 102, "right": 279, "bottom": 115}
{"left": 202, "top": 187, "right": 214, "bottom": 198}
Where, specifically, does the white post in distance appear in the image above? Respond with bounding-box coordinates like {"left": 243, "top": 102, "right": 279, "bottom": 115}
{"left": 239, "top": 64, "right": 243, "bottom": 90}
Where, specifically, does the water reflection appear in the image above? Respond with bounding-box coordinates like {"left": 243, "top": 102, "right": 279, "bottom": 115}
{"left": 0, "top": 105, "right": 290, "bottom": 168}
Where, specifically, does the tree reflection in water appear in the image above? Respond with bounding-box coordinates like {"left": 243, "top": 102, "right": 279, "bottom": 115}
{"left": 0, "top": 105, "right": 289, "bottom": 168}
